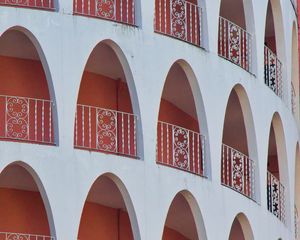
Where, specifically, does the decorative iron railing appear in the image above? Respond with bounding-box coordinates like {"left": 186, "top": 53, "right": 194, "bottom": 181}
{"left": 154, "top": 0, "right": 202, "bottom": 47}
{"left": 221, "top": 144, "right": 255, "bottom": 200}
{"left": 156, "top": 121, "right": 205, "bottom": 176}
{"left": 73, "top": 0, "right": 135, "bottom": 25}
{"left": 292, "top": 82, "right": 296, "bottom": 115}
{"left": 74, "top": 104, "right": 138, "bottom": 158}
{"left": 267, "top": 171, "right": 285, "bottom": 223}
{"left": 218, "top": 17, "right": 252, "bottom": 72}
{"left": 0, "top": 0, "right": 54, "bottom": 10}
{"left": 0, "top": 232, "right": 55, "bottom": 240}
{"left": 295, "top": 205, "right": 299, "bottom": 239}
{"left": 0, "top": 95, "right": 54, "bottom": 145}
{"left": 264, "top": 45, "right": 283, "bottom": 99}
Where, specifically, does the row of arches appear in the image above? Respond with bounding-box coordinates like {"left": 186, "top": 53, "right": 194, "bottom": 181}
{"left": 0, "top": 23, "right": 297, "bottom": 223}
{"left": 0, "top": 161, "right": 257, "bottom": 240}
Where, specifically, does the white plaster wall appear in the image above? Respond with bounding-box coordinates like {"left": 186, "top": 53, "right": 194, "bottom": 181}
{"left": 0, "top": 0, "right": 299, "bottom": 239}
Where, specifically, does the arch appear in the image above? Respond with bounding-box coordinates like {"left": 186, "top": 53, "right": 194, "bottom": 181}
{"left": 161, "top": 190, "right": 207, "bottom": 240}
{"left": 263, "top": 0, "right": 286, "bottom": 98}
{"left": 295, "top": 142, "right": 300, "bottom": 236}
{"left": 266, "top": 113, "right": 290, "bottom": 224}
{"left": 77, "top": 173, "right": 141, "bottom": 240}
{"left": 218, "top": 0, "right": 256, "bottom": 73}
{"left": 291, "top": 21, "right": 299, "bottom": 117}
{"left": 74, "top": 39, "right": 143, "bottom": 158}
{"left": 221, "top": 84, "right": 259, "bottom": 201}
{"left": 228, "top": 213, "right": 254, "bottom": 240}
{"left": 156, "top": 59, "right": 210, "bottom": 177}
{"left": 0, "top": 26, "right": 59, "bottom": 145}
{"left": 0, "top": 161, "right": 56, "bottom": 237}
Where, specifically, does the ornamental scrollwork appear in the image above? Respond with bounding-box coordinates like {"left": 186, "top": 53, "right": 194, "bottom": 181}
{"left": 6, "top": 97, "right": 29, "bottom": 140}
{"left": 96, "top": 109, "right": 117, "bottom": 152}
{"left": 228, "top": 23, "right": 241, "bottom": 65}
{"left": 5, "top": 0, "right": 29, "bottom": 6}
{"left": 6, "top": 233, "right": 30, "bottom": 240}
{"left": 231, "top": 150, "right": 244, "bottom": 192}
{"left": 96, "top": 0, "right": 115, "bottom": 19}
{"left": 171, "top": 0, "right": 186, "bottom": 40}
{"left": 173, "top": 126, "right": 189, "bottom": 170}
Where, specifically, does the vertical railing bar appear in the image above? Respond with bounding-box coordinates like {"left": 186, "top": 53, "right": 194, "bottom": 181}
{"left": 128, "top": 114, "right": 131, "bottom": 155}
{"left": 82, "top": 105, "right": 85, "bottom": 147}
{"left": 35, "top": 99, "right": 38, "bottom": 142}
{"left": 133, "top": 116, "right": 137, "bottom": 157}
{"left": 122, "top": 112, "right": 125, "bottom": 154}
{"left": 89, "top": 106, "right": 91, "bottom": 148}
{"left": 75, "top": 106, "right": 78, "bottom": 146}
{"left": 166, "top": 122, "right": 169, "bottom": 164}
{"left": 49, "top": 102, "right": 52, "bottom": 143}
{"left": 42, "top": 100, "right": 45, "bottom": 142}
{"left": 192, "top": 132, "right": 195, "bottom": 173}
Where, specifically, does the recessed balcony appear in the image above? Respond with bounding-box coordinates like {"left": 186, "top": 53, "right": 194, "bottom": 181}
{"left": 154, "top": 0, "right": 202, "bottom": 47}
{"left": 74, "top": 104, "right": 138, "bottom": 158}
{"left": 221, "top": 144, "right": 255, "bottom": 200}
{"left": 0, "top": 0, "right": 54, "bottom": 10}
{"left": 73, "top": 0, "right": 136, "bottom": 26}
{"left": 157, "top": 121, "right": 205, "bottom": 176}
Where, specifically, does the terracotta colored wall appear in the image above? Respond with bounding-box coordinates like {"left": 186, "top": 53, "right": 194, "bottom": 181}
{"left": 78, "top": 202, "right": 133, "bottom": 240}
{"left": 158, "top": 99, "right": 199, "bottom": 132}
{"left": 265, "top": 36, "right": 276, "bottom": 54}
{"left": 78, "top": 71, "right": 133, "bottom": 113}
{"left": 0, "top": 56, "right": 50, "bottom": 99}
{"left": 0, "top": 188, "right": 50, "bottom": 235}
{"left": 229, "top": 219, "right": 245, "bottom": 240}
{"left": 162, "top": 227, "right": 189, "bottom": 240}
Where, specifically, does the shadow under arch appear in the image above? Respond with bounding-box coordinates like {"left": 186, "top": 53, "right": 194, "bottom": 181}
{"left": 160, "top": 190, "right": 208, "bottom": 240}
{"left": 0, "top": 26, "right": 59, "bottom": 145}
{"left": 228, "top": 212, "right": 254, "bottom": 240}
{"left": 157, "top": 59, "right": 211, "bottom": 178}
{"left": 75, "top": 38, "right": 144, "bottom": 159}
{"left": 0, "top": 161, "right": 56, "bottom": 237}
{"left": 221, "top": 84, "right": 260, "bottom": 201}
{"left": 77, "top": 172, "right": 141, "bottom": 240}
{"left": 267, "top": 112, "right": 291, "bottom": 225}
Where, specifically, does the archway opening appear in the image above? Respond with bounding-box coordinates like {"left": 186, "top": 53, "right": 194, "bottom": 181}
{"left": 75, "top": 41, "right": 138, "bottom": 158}
{"left": 156, "top": 62, "right": 205, "bottom": 176}
{"left": 0, "top": 164, "right": 53, "bottom": 238}
{"left": 218, "top": 0, "right": 252, "bottom": 72}
{"left": 228, "top": 214, "right": 253, "bottom": 240}
{"left": 264, "top": 1, "right": 283, "bottom": 98}
{"left": 221, "top": 88, "right": 255, "bottom": 200}
{"left": 162, "top": 193, "right": 199, "bottom": 240}
{"left": 0, "top": 29, "right": 54, "bottom": 145}
{"left": 267, "top": 122, "right": 285, "bottom": 222}
{"left": 291, "top": 23, "right": 299, "bottom": 117}
{"left": 78, "top": 175, "right": 135, "bottom": 240}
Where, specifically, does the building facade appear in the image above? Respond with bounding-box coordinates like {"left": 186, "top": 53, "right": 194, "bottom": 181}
{"left": 0, "top": 0, "right": 299, "bottom": 239}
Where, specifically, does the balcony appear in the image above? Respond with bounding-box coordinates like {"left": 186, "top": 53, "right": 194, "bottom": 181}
{"left": 221, "top": 144, "right": 255, "bottom": 200}
{"left": 74, "top": 104, "right": 138, "bottom": 158}
{"left": 154, "top": 0, "right": 202, "bottom": 47}
{"left": 0, "top": 232, "right": 54, "bottom": 240}
{"left": 0, "top": 95, "right": 54, "bottom": 145}
{"left": 156, "top": 121, "right": 205, "bottom": 176}
{"left": 73, "top": 0, "right": 135, "bottom": 26}
{"left": 218, "top": 17, "right": 252, "bottom": 72}
{"left": 267, "top": 171, "right": 285, "bottom": 223}
{"left": 0, "top": 0, "right": 54, "bottom": 10}
{"left": 264, "top": 46, "right": 283, "bottom": 99}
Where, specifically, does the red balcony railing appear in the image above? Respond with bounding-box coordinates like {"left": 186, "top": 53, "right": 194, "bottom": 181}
{"left": 156, "top": 121, "right": 205, "bottom": 176}
{"left": 221, "top": 144, "right": 255, "bottom": 200}
{"left": 0, "top": 232, "right": 55, "bottom": 240}
{"left": 74, "top": 104, "right": 138, "bottom": 158}
{"left": 74, "top": 0, "right": 135, "bottom": 26}
{"left": 154, "top": 0, "right": 202, "bottom": 47}
{"left": 264, "top": 45, "right": 283, "bottom": 99}
{"left": 267, "top": 171, "right": 285, "bottom": 223}
{"left": 0, "top": 95, "right": 54, "bottom": 145}
{"left": 0, "top": 0, "right": 54, "bottom": 10}
{"left": 218, "top": 17, "right": 252, "bottom": 72}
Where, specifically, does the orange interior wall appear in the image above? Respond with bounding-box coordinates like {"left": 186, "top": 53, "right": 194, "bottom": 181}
{"left": 79, "top": 202, "right": 189, "bottom": 240}
{"left": 162, "top": 227, "right": 189, "bottom": 240}
{"left": 265, "top": 36, "right": 277, "bottom": 54}
{"left": 78, "top": 202, "right": 133, "bottom": 240}
{"left": 0, "top": 56, "right": 50, "bottom": 99}
{"left": 229, "top": 219, "right": 245, "bottom": 240}
{"left": 0, "top": 188, "right": 50, "bottom": 235}
{"left": 78, "top": 71, "right": 133, "bottom": 113}
{"left": 158, "top": 99, "right": 199, "bottom": 132}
